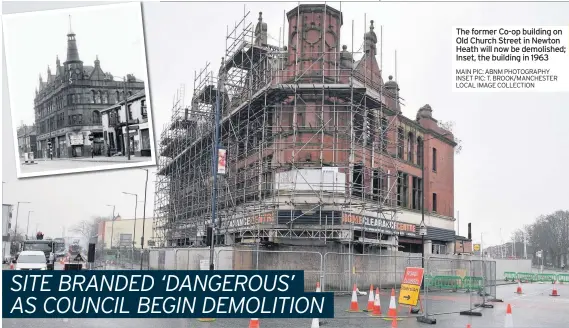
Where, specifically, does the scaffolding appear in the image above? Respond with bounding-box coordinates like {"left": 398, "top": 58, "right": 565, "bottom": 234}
{"left": 154, "top": 4, "right": 424, "bottom": 248}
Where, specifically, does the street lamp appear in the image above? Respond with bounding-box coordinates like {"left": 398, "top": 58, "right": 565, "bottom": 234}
{"left": 14, "top": 201, "right": 31, "bottom": 242}
{"left": 139, "top": 168, "right": 149, "bottom": 270}
{"left": 122, "top": 192, "right": 138, "bottom": 249}
{"left": 26, "top": 210, "right": 34, "bottom": 240}
{"left": 106, "top": 204, "right": 116, "bottom": 250}
{"left": 419, "top": 221, "right": 427, "bottom": 266}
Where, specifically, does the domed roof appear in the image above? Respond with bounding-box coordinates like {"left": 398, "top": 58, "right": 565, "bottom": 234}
{"left": 385, "top": 75, "right": 398, "bottom": 88}
{"left": 417, "top": 104, "right": 433, "bottom": 120}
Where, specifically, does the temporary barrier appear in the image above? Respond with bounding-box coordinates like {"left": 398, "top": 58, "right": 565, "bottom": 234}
{"left": 517, "top": 272, "right": 536, "bottom": 282}
{"left": 535, "top": 273, "right": 556, "bottom": 283}
{"left": 430, "top": 275, "right": 463, "bottom": 291}
{"left": 504, "top": 272, "right": 517, "bottom": 281}
{"left": 217, "top": 248, "right": 323, "bottom": 292}
{"left": 462, "top": 276, "right": 484, "bottom": 292}
{"left": 557, "top": 274, "right": 569, "bottom": 283}
{"left": 322, "top": 251, "right": 421, "bottom": 293}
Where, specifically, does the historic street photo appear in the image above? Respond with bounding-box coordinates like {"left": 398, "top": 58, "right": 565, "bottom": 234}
{"left": 3, "top": 2, "right": 156, "bottom": 178}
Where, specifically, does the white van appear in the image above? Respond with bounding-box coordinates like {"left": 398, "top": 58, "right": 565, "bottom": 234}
{"left": 15, "top": 250, "right": 48, "bottom": 270}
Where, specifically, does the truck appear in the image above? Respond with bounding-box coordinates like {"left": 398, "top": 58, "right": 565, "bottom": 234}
{"left": 53, "top": 238, "right": 66, "bottom": 258}
{"left": 20, "top": 239, "right": 55, "bottom": 270}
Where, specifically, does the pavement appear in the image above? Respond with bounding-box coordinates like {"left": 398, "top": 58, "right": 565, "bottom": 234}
{"left": 2, "top": 268, "right": 569, "bottom": 328}
{"left": 19, "top": 156, "right": 153, "bottom": 174}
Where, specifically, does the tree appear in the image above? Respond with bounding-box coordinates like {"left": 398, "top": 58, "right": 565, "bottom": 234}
{"left": 69, "top": 216, "right": 108, "bottom": 241}
{"left": 526, "top": 210, "right": 569, "bottom": 267}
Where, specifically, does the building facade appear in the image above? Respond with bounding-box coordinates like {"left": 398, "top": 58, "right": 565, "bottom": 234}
{"left": 16, "top": 124, "right": 37, "bottom": 158}
{"left": 97, "top": 216, "right": 155, "bottom": 249}
{"left": 2, "top": 204, "right": 13, "bottom": 262}
{"left": 154, "top": 5, "right": 458, "bottom": 256}
{"left": 101, "top": 90, "right": 152, "bottom": 157}
{"left": 34, "top": 24, "right": 145, "bottom": 158}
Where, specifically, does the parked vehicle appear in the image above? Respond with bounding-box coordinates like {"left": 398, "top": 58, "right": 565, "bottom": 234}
{"left": 14, "top": 250, "right": 48, "bottom": 270}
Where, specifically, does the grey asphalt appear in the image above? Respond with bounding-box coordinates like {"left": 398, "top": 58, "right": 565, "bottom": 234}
{"left": 3, "top": 277, "right": 569, "bottom": 328}
{"left": 19, "top": 156, "right": 150, "bottom": 174}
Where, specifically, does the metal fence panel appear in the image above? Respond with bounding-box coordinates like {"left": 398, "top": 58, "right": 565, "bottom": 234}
{"left": 323, "top": 251, "right": 422, "bottom": 294}
{"left": 217, "top": 248, "right": 323, "bottom": 292}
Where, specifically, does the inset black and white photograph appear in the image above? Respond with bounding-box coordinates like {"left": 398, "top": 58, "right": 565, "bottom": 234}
{"left": 3, "top": 2, "right": 155, "bottom": 178}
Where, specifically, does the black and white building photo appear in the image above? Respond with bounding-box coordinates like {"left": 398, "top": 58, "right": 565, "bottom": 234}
{"left": 3, "top": 2, "right": 155, "bottom": 178}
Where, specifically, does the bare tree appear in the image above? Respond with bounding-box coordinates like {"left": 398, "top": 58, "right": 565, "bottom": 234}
{"left": 69, "top": 216, "right": 109, "bottom": 240}
{"left": 527, "top": 210, "right": 569, "bottom": 267}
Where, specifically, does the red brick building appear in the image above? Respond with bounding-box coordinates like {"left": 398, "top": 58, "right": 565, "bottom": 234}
{"left": 155, "top": 4, "right": 457, "bottom": 255}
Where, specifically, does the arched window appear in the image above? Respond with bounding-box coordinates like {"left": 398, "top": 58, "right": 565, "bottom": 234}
{"left": 120, "top": 91, "right": 125, "bottom": 101}
{"left": 95, "top": 91, "right": 101, "bottom": 104}
{"left": 102, "top": 91, "right": 108, "bottom": 104}
{"left": 115, "top": 91, "right": 120, "bottom": 103}
{"left": 91, "top": 90, "right": 96, "bottom": 104}
{"left": 407, "top": 132, "right": 414, "bottom": 163}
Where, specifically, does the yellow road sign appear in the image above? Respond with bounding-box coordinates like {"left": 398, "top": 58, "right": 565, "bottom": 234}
{"left": 473, "top": 244, "right": 481, "bottom": 251}
{"left": 398, "top": 283, "right": 420, "bottom": 306}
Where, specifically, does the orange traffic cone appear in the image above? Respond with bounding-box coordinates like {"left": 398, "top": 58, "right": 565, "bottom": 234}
{"left": 515, "top": 280, "right": 523, "bottom": 294}
{"left": 383, "top": 288, "right": 400, "bottom": 321}
{"left": 369, "top": 287, "right": 382, "bottom": 317}
{"left": 9, "top": 262, "right": 14, "bottom": 270}
{"left": 466, "top": 324, "right": 471, "bottom": 328}
{"left": 347, "top": 284, "right": 361, "bottom": 312}
{"left": 249, "top": 318, "right": 260, "bottom": 328}
{"left": 504, "top": 304, "right": 513, "bottom": 328}
{"left": 551, "top": 282, "right": 560, "bottom": 296}
{"left": 365, "top": 285, "right": 375, "bottom": 312}
{"left": 391, "top": 317, "right": 398, "bottom": 328}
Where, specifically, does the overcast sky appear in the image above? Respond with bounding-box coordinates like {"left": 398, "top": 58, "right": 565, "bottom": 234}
{"left": 3, "top": 1, "right": 569, "bottom": 246}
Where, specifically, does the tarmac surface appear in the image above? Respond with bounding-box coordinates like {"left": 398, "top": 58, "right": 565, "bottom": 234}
{"left": 3, "top": 264, "right": 569, "bottom": 328}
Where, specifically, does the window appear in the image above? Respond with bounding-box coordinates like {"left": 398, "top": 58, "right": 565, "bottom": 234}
{"left": 397, "top": 172, "right": 408, "bottom": 207}
{"left": 397, "top": 128, "right": 404, "bottom": 158}
{"left": 412, "top": 176, "right": 423, "bottom": 210}
{"left": 380, "top": 118, "right": 388, "bottom": 152}
{"left": 407, "top": 132, "right": 414, "bottom": 163}
{"left": 417, "top": 137, "right": 423, "bottom": 167}
{"left": 352, "top": 164, "right": 364, "bottom": 196}
{"left": 432, "top": 148, "right": 437, "bottom": 172}
{"left": 432, "top": 193, "right": 438, "bottom": 213}
{"left": 432, "top": 244, "right": 446, "bottom": 255}
{"left": 141, "top": 100, "right": 147, "bottom": 118}
{"left": 372, "top": 169, "right": 384, "bottom": 198}
{"left": 127, "top": 104, "right": 133, "bottom": 121}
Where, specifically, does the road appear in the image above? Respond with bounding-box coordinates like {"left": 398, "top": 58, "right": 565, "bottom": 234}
{"left": 2, "top": 274, "right": 568, "bottom": 328}
{"left": 19, "top": 156, "right": 152, "bottom": 174}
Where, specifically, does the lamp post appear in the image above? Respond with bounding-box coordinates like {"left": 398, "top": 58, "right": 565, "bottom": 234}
{"left": 26, "top": 211, "right": 34, "bottom": 240}
{"left": 106, "top": 205, "right": 115, "bottom": 250}
{"left": 14, "top": 201, "right": 31, "bottom": 242}
{"left": 123, "top": 192, "right": 138, "bottom": 270}
{"left": 122, "top": 192, "right": 138, "bottom": 249}
{"left": 140, "top": 168, "right": 149, "bottom": 270}
{"left": 123, "top": 77, "right": 131, "bottom": 161}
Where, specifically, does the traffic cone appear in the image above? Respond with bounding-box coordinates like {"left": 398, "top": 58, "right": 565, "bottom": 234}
{"left": 391, "top": 317, "right": 398, "bottom": 328}
{"left": 504, "top": 304, "right": 513, "bottom": 328}
{"left": 515, "top": 280, "right": 523, "bottom": 294}
{"left": 365, "top": 285, "right": 375, "bottom": 312}
{"left": 467, "top": 324, "right": 471, "bottom": 328}
{"left": 383, "top": 288, "right": 400, "bottom": 321}
{"left": 550, "top": 282, "right": 560, "bottom": 296}
{"left": 347, "top": 284, "right": 361, "bottom": 312}
{"left": 311, "top": 282, "right": 320, "bottom": 328}
{"left": 369, "top": 287, "right": 382, "bottom": 317}
{"left": 9, "top": 262, "right": 14, "bottom": 270}
{"left": 249, "top": 318, "right": 259, "bottom": 328}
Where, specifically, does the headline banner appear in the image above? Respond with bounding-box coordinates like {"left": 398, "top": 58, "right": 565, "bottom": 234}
{"left": 3, "top": 270, "right": 334, "bottom": 319}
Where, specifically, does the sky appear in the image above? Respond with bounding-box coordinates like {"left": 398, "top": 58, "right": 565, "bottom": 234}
{"left": 2, "top": 1, "right": 569, "bottom": 246}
